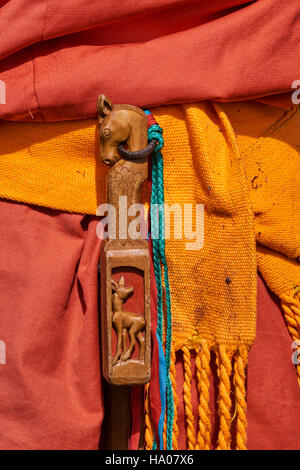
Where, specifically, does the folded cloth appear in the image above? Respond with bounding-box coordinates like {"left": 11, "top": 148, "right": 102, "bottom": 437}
{"left": 0, "top": 0, "right": 299, "bottom": 121}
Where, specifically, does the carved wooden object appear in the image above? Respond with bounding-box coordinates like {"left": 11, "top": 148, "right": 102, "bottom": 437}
{"left": 98, "top": 94, "right": 151, "bottom": 387}
{"left": 111, "top": 277, "right": 146, "bottom": 365}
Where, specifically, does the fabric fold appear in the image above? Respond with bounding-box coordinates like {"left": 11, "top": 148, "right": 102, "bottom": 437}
{"left": 0, "top": 0, "right": 299, "bottom": 121}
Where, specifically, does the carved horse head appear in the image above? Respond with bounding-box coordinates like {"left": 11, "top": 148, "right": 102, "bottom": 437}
{"left": 97, "top": 94, "right": 156, "bottom": 166}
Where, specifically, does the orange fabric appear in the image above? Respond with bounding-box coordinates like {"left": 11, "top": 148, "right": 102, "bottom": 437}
{"left": 0, "top": 0, "right": 299, "bottom": 121}
{"left": 0, "top": 119, "right": 105, "bottom": 214}
{"left": 157, "top": 102, "right": 256, "bottom": 351}
{"left": 1, "top": 100, "right": 299, "bottom": 355}
{"left": 150, "top": 100, "right": 299, "bottom": 353}
{"left": 153, "top": 101, "right": 300, "bottom": 448}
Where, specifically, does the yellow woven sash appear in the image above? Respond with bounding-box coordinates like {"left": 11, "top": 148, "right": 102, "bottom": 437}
{"left": 0, "top": 120, "right": 106, "bottom": 213}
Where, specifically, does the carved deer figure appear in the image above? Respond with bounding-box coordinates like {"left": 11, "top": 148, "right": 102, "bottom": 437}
{"left": 111, "top": 276, "right": 146, "bottom": 365}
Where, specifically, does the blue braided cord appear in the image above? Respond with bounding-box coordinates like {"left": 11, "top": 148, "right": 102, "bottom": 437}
{"left": 156, "top": 332, "right": 167, "bottom": 450}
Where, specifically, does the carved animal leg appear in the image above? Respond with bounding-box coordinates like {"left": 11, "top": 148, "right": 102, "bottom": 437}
{"left": 112, "top": 319, "right": 123, "bottom": 365}
{"left": 122, "top": 328, "right": 127, "bottom": 354}
{"left": 122, "top": 321, "right": 143, "bottom": 361}
{"left": 121, "top": 328, "right": 136, "bottom": 361}
{"left": 136, "top": 331, "right": 145, "bottom": 361}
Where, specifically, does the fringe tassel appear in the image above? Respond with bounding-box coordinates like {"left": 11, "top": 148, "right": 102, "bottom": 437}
{"left": 233, "top": 346, "right": 248, "bottom": 450}
{"left": 145, "top": 343, "right": 249, "bottom": 450}
{"left": 195, "top": 341, "right": 211, "bottom": 450}
{"left": 281, "top": 292, "right": 300, "bottom": 385}
{"left": 216, "top": 345, "right": 233, "bottom": 450}
{"left": 182, "top": 346, "right": 197, "bottom": 450}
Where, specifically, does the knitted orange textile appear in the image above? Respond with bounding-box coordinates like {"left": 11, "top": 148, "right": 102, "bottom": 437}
{"left": 153, "top": 102, "right": 300, "bottom": 450}
{"left": 0, "top": 101, "right": 299, "bottom": 449}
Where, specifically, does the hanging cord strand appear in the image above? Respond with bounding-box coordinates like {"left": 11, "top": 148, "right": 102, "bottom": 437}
{"left": 233, "top": 346, "right": 248, "bottom": 450}
{"left": 149, "top": 138, "right": 161, "bottom": 451}
{"left": 216, "top": 345, "right": 233, "bottom": 450}
{"left": 148, "top": 115, "right": 174, "bottom": 449}
{"left": 156, "top": 146, "right": 174, "bottom": 450}
{"left": 151, "top": 150, "right": 163, "bottom": 342}
{"left": 182, "top": 346, "right": 196, "bottom": 450}
{"left": 195, "top": 341, "right": 211, "bottom": 450}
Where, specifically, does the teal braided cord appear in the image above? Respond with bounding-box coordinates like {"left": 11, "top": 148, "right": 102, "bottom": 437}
{"left": 151, "top": 151, "right": 163, "bottom": 342}
{"left": 150, "top": 140, "right": 160, "bottom": 451}
{"left": 156, "top": 149, "right": 174, "bottom": 450}
{"left": 149, "top": 122, "right": 174, "bottom": 450}
{"left": 148, "top": 125, "right": 164, "bottom": 152}
{"left": 149, "top": 126, "right": 165, "bottom": 340}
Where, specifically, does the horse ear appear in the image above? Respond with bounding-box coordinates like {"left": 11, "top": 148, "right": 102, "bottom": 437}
{"left": 119, "top": 276, "right": 125, "bottom": 287}
{"left": 97, "top": 94, "right": 113, "bottom": 123}
{"left": 111, "top": 279, "right": 117, "bottom": 291}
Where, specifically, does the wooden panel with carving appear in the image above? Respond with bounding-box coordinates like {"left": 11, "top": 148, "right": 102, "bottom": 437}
{"left": 98, "top": 94, "right": 152, "bottom": 386}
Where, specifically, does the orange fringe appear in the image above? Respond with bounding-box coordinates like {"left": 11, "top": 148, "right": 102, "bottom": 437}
{"left": 233, "top": 346, "right": 248, "bottom": 450}
{"left": 195, "top": 341, "right": 211, "bottom": 450}
{"left": 216, "top": 345, "right": 233, "bottom": 450}
{"left": 145, "top": 343, "right": 249, "bottom": 451}
{"left": 182, "top": 346, "right": 196, "bottom": 450}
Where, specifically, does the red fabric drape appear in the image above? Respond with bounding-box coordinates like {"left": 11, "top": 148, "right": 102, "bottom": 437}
{"left": 0, "top": 0, "right": 299, "bottom": 121}
{"left": 0, "top": 199, "right": 299, "bottom": 449}
{"left": 0, "top": 199, "right": 102, "bottom": 449}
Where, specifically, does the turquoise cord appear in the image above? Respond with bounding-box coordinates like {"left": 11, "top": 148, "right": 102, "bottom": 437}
{"left": 148, "top": 122, "right": 174, "bottom": 450}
